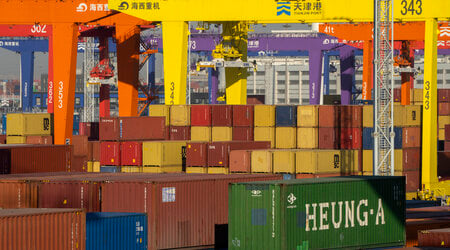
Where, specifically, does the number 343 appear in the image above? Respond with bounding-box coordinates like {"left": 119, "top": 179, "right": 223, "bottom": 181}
{"left": 400, "top": 0, "right": 423, "bottom": 16}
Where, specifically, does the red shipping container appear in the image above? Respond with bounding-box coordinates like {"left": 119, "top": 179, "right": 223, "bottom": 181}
{"left": 247, "top": 95, "right": 265, "bottom": 104}
{"left": 72, "top": 155, "right": 88, "bottom": 172}
{"left": 232, "top": 105, "right": 254, "bottom": 127}
{"left": 318, "top": 127, "right": 340, "bottom": 149}
{"left": 0, "top": 135, "right": 6, "bottom": 144}
{"left": 438, "top": 89, "right": 450, "bottom": 103}
{"left": 207, "top": 141, "right": 271, "bottom": 167}
{"left": 79, "top": 122, "right": 99, "bottom": 141}
{"left": 211, "top": 105, "right": 233, "bottom": 126}
{"left": 190, "top": 105, "right": 211, "bottom": 126}
{"left": 406, "top": 217, "right": 450, "bottom": 247}
{"left": 232, "top": 127, "right": 254, "bottom": 141}
{"left": 394, "top": 88, "right": 401, "bottom": 102}
{"left": 121, "top": 141, "right": 142, "bottom": 166}
{"left": 340, "top": 105, "right": 362, "bottom": 128}
{"left": 169, "top": 126, "right": 191, "bottom": 140}
{"left": 402, "top": 170, "right": 420, "bottom": 192}
{"left": 100, "top": 142, "right": 120, "bottom": 166}
{"left": 92, "top": 141, "right": 101, "bottom": 162}
{"left": 439, "top": 103, "right": 450, "bottom": 116}
{"left": 340, "top": 127, "right": 362, "bottom": 149}
{"left": 186, "top": 142, "right": 208, "bottom": 167}
{"left": 229, "top": 150, "right": 251, "bottom": 173}
{"left": 403, "top": 127, "right": 421, "bottom": 148}
{"left": 100, "top": 117, "right": 166, "bottom": 141}
{"left": 25, "top": 135, "right": 53, "bottom": 145}
{"left": 446, "top": 124, "right": 450, "bottom": 141}
{"left": 0, "top": 208, "right": 86, "bottom": 250}
{"left": 99, "top": 117, "right": 119, "bottom": 141}
{"left": 446, "top": 141, "right": 450, "bottom": 151}
{"left": 72, "top": 135, "right": 89, "bottom": 156}
{"left": 318, "top": 105, "right": 340, "bottom": 127}
{"left": 438, "top": 151, "right": 450, "bottom": 178}
{"left": 0, "top": 180, "right": 38, "bottom": 208}
{"left": 418, "top": 228, "right": 450, "bottom": 247}
{"left": 403, "top": 148, "right": 421, "bottom": 171}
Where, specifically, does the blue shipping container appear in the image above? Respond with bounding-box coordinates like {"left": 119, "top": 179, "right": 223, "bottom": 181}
{"left": 363, "top": 127, "right": 402, "bottom": 150}
{"left": 275, "top": 105, "right": 297, "bottom": 127}
{"left": 100, "top": 166, "right": 121, "bottom": 173}
{"left": 86, "top": 213, "right": 148, "bottom": 250}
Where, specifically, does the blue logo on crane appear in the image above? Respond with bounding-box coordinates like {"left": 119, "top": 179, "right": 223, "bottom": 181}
{"left": 277, "top": 2, "right": 291, "bottom": 16}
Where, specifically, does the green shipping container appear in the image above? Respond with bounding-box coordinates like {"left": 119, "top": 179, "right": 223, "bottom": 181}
{"left": 229, "top": 176, "right": 405, "bottom": 249}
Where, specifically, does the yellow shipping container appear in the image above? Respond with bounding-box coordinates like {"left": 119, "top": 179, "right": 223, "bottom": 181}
{"left": 6, "top": 136, "right": 26, "bottom": 144}
{"left": 341, "top": 150, "right": 360, "bottom": 174}
{"left": 273, "top": 150, "right": 295, "bottom": 173}
{"left": 7, "top": 113, "right": 52, "bottom": 136}
{"left": 121, "top": 166, "right": 143, "bottom": 173}
{"left": 170, "top": 105, "right": 190, "bottom": 126}
{"left": 211, "top": 127, "right": 232, "bottom": 142}
{"left": 208, "top": 167, "right": 229, "bottom": 174}
{"left": 439, "top": 115, "right": 450, "bottom": 129}
{"left": 93, "top": 162, "right": 100, "bottom": 172}
{"left": 413, "top": 89, "right": 423, "bottom": 103}
{"left": 142, "top": 166, "right": 183, "bottom": 173}
{"left": 297, "top": 127, "right": 318, "bottom": 149}
{"left": 142, "top": 141, "right": 186, "bottom": 167}
{"left": 254, "top": 127, "right": 275, "bottom": 148}
{"left": 186, "top": 167, "right": 208, "bottom": 173}
{"left": 297, "top": 105, "right": 318, "bottom": 127}
{"left": 87, "top": 161, "right": 93, "bottom": 172}
{"left": 439, "top": 128, "right": 446, "bottom": 140}
{"left": 405, "top": 105, "right": 421, "bottom": 126}
{"left": 362, "top": 105, "right": 373, "bottom": 127}
{"left": 295, "top": 150, "right": 341, "bottom": 174}
{"left": 275, "top": 127, "right": 296, "bottom": 149}
{"left": 191, "top": 126, "right": 211, "bottom": 141}
{"left": 394, "top": 105, "right": 405, "bottom": 126}
{"left": 362, "top": 149, "right": 403, "bottom": 172}
{"left": 251, "top": 150, "right": 272, "bottom": 173}
{"left": 254, "top": 105, "right": 275, "bottom": 127}
{"left": 149, "top": 105, "right": 170, "bottom": 125}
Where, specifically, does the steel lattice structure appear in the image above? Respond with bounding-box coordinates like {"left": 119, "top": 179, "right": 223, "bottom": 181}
{"left": 374, "top": 0, "right": 395, "bottom": 176}
{"left": 83, "top": 37, "right": 98, "bottom": 123}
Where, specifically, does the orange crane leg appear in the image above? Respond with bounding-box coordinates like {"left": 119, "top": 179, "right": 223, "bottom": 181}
{"left": 116, "top": 25, "right": 140, "bottom": 117}
{"left": 53, "top": 23, "right": 78, "bottom": 145}
{"left": 362, "top": 40, "right": 373, "bottom": 100}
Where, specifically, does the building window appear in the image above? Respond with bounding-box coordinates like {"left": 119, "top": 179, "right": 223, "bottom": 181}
{"left": 278, "top": 89, "right": 285, "bottom": 94}
{"left": 277, "top": 98, "right": 286, "bottom": 103}
{"left": 289, "top": 71, "right": 299, "bottom": 76}
{"left": 290, "top": 98, "right": 299, "bottom": 103}
{"left": 256, "top": 71, "right": 265, "bottom": 76}
{"left": 277, "top": 80, "right": 285, "bottom": 85}
{"left": 75, "top": 97, "right": 81, "bottom": 106}
{"left": 289, "top": 80, "right": 299, "bottom": 85}
{"left": 247, "top": 89, "right": 254, "bottom": 94}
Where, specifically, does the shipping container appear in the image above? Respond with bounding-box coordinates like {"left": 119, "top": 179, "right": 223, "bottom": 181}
{"left": 403, "top": 127, "right": 421, "bottom": 148}
{"left": 297, "top": 105, "right": 319, "bottom": 127}
{"left": 0, "top": 145, "right": 72, "bottom": 174}
{"left": 169, "top": 126, "right": 191, "bottom": 140}
{"left": 318, "top": 127, "right": 340, "bottom": 149}
{"left": 232, "top": 127, "right": 253, "bottom": 141}
{"left": 100, "top": 142, "right": 120, "bottom": 166}
{"left": 440, "top": 128, "right": 446, "bottom": 140}
{"left": 211, "top": 105, "right": 233, "bottom": 126}
{"left": 186, "top": 142, "right": 208, "bottom": 167}
{"left": 143, "top": 141, "right": 186, "bottom": 167}
{"left": 394, "top": 105, "right": 405, "bottom": 126}
{"left": 100, "top": 166, "right": 121, "bottom": 173}
{"left": 362, "top": 149, "right": 403, "bottom": 173}
{"left": 438, "top": 151, "right": 450, "bottom": 178}
{"left": 439, "top": 115, "right": 450, "bottom": 129}
{"left": 121, "top": 141, "right": 142, "bottom": 166}
{"left": 6, "top": 136, "right": 26, "bottom": 144}
{"left": 0, "top": 135, "right": 5, "bottom": 144}
{"left": 229, "top": 176, "right": 406, "bottom": 250}
{"left": 229, "top": 150, "right": 251, "bottom": 173}
{"left": 208, "top": 141, "right": 271, "bottom": 167}
{"left": 211, "top": 127, "right": 233, "bottom": 141}
{"left": 251, "top": 150, "right": 272, "bottom": 173}
{"left": 186, "top": 167, "right": 208, "bottom": 173}
{"left": 275, "top": 105, "right": 297, "bottom": 127}
{"left": 438, "top": 89, "right": 450, "bottom": 102}
{"left": 418, "top": 228, "right": 450, "bottom": 247}
{"left": 273, "top": 150, "right": 295, "bottom": 173}
{"left": 340, "top": 105, "right": 363, "bottom": 128}
{"left": 0, "top": 180, "right": 38, "bottom": 208}
{"left": 405, "top": 105, "right": 422, "bottom": 126}
{"left": 73, "top": 155, "right": 88, "bottom": 172}
{"left": 79, "top": 122, "right": 99, "bottom": 141}
{"left": 362, "top": 127, "right": 402, "bottom": 150}
{"left": 254, "top": 105, "right": 275, "bottom": 127}
{"left": 149, "top": 105, "right": 170, "bottom": 125}
{"left": 170, "top": 105, "right": 190, "bottom": 126}
{"left": 318, "top": 105, "right": 340, "bottom": 127}
{"left": 439, "top": 102, "right": 450, "bottom": 115}
{"left": 190, "top": 126, "right": 211, "bottom": 141}
{"left": 254, "top": 127, "right": 275, "bottom": 148}
{"left": 403, "top": 148, "right": 421, "bottom": 171}
{"left": 413, "top": 89, "right": 423, "bottom": 103}
{"left": 445, "top": 141, "right": 450, "bottom": 151}
{"left": 73, "top": 135, "right": 89, "bottom": 156}
{"left": 91, "top": 141, "right": 101, "bottom": 162}
{"left": 25, "top": 135, "right": 52, "bottom": 145}
{"left": 297, "top": 127, "right": 318, "bottom": 149}
{"left": 275, "top": 127, "right": 296, "bottom": 149}
{"left": 0, "top": 208, "right": 85, "bottom": 250}
{"left": 86, "top": 213, "right": 148, "bottom": 250}
{"left": 190, "top": 105, "right": 211, "bottom": 126}
{"left": 121, "top": 166, "right": 143, "bottom": 173}
{"left": 406, "top": 217, "right": 450, "bottom": 247}
{"left": 362, "top": 105, "right": 373, "bottom": 127}
{"left": 394, "top": 88, "right": 401, "bottom": 102}
{"left": 396, "top": 170, "right": 420, "bottom": 192}
{"left": 99, "top": 117, "right": 166, "bottom": 141}
{"left": 296, "top": 150, "right": 359, "bottom": 174}
{"left": 233, "top": 105, "right": 254, "bottom": 127}
{"left": 6, "top": 113, "right": 52, "bottom": 136}
{"left": 340, "top": 127, "right": 362, "bottom": 149}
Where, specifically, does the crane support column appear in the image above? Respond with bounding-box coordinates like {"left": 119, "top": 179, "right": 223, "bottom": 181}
{"left": 422, "top": 18, "right": 439, "bottom": 190}
{"left": 340, "top": 46, "right": 355, "bottom": 105}
{"left": 309, "top": 49, "right": 322, "bottom": 104}
{"left": 362, "top": 40, "right": 373, "bottom": 100}
{"left": 116, "top": 25, "right": 140, "bottom": 116}
{"left": 53, "top": 23, "right": 78, "bottom": 145}
{"left": 400, "top": 41, "right": 413, "bottom": 105}
{"left": 20, "top": 51, "right": 34, "bottom": 112}
{"left": 162, "top": 21, "right": 188, "bottom": 105}
{"left": 323, "top": 51, "right": 330, "bottom": 96}
{"left": 207, "top": 53, "right": 219, "bottom": 104}
{"left": 48, "top": 36, "right": 54, "bottom": 113}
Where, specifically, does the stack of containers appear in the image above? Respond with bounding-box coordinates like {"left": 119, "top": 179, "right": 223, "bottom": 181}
{"left": 211, "top": 105, "right": 233, "bottom": 141}
{"left": 87, "top": 141, "right": 101, "bottom": 172}
{"left": 275, "top": 105, "right": 297, "bottom": 149}
{"left": 78, "top": 122, "right": 99, "bottom": 141}
{"left": 190, "top": 105, "right": 212, "bottom": 141}
{"left": 6, "top": 113, "right": 52, "bottom": 144}
{"left": 253, "top": 105, "right": 275, "bottom": 148}
{"left": 72, "top": 135, "right": 89, "bottom": 172}
{"left": 169, "top": 105, "right": 191, "bottom": 140}
{"left": 296, "top": 105, "right": 319, "bottom": 149}
{"left": 232, "top": 105, "right": 254, "bottom": 141}
{"left": 438, "top": 89, "right": 450, "bottom": 142}
{"left": 402, "top": 105, "right": 422, "bottom": 192}
{"left": 318, "top": 105, "right": 340, "bottom": 149}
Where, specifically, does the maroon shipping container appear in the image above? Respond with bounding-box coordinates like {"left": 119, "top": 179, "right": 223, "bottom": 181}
{"left": 229, "top": 150, "right": 251, "bottom": 173}
{"left": 207, "top": 141, "right": 271, "bottom": 167}
{"left": 0, "top": 180, "right": 38, "bottom": 208}
{"left": 439, "top": 103, "right": 450, "bottom": 116}
{"left": 92, "top": 141, "right": 101, "bottom": 162}
{"left": 446, "top": 125, "right": 450, "bottom": 141}
{"left": 438, "top": 151, "right": 450, "bottom": 178}
{"left": 0, "top": 145, "right": 72, "bottom": 174}
{"left": 25, "top": 135, "right": 53, "bottom": 145}
{"left": 402, "top": 170, "right": 420, "bottom": 192}
{"left": 340, "top": 127, "right": 362, "bottom": 149}
{"left": 100, "top": 117, "right": 166, "bottom": 141}
{"left": 72, "top": 135, "right": 89, "bottom": 156}
{"left": 0, "top": 135, "right": 6, "bottom": 144}
{"left": 79, "top": 122, "right": 99, "bottom": 140}
{"left": 100, "top": 174, "right": 281, "bottom": 250}
{"left": 247, "top": 95, "right": 265, "bottom": 104}
{"left": 446, "top": 141, "right": 450, "bottom": 151}
{"left": 233, "top": 105, "right": 254, "bottom": 127}
{"left": 318, "top": 105, "right": 340, "bottom": 127}
{"left": 403, "top": 148, "right": 421, "bottom": 171}
{"left": 340, "top": 105, "right": 362, "bottom": 128}
{"left": 394, "top": 88, "right": 401, "bottom": 102}
{"left": 72, "top": 155, "right": 88, "bottom": 172}
{"left": 403, "top": 127, "right": 421, "bottom": 148}
{"left": 169, "top": 126, "right": 191, "bottom": 140}
{"left": 100, "top": 142, "right": 120, "bottom": 166}
{"left": 190, "top": 105, "right": 211, "bottom": 126}
{"left": 418, "top": 228, "right": 450, "bottom": 247}
{"left": 211, "top": 105, "right": 232, "bottom": 126}
{"left": 407, "top": 217, "right": 450, "bottom": 247}
{"left": 318, "top": 127, "right": 340, "bottom": 149}
{"left": 438, "top": 89, "right": 450, "bottom": 103}
{"left": 121, "top": 141, "right": 142, "bottom": 166}
{"left": 0, "top": 208, "right": 86, "bottom": 250}
{"left": 186, "top": 142, "right": 208, "bottom": 167}
{"left": 232, "top": 127, "right": 254, "bottom": 141}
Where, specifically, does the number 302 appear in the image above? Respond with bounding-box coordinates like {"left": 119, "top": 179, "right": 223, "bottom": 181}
{"left": 400, "top": 0, "right": 423, "bottom": 16}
